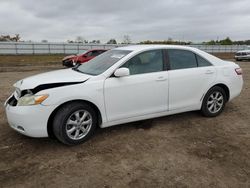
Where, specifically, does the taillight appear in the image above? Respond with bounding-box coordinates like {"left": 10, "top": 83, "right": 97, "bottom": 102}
{"left": 235, "top": 68, "right": 243, "bottom": 75}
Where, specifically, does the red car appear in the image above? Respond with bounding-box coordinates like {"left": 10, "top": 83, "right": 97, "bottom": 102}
{"left": 62, "top": 49, "right": 107, "bottom": 67}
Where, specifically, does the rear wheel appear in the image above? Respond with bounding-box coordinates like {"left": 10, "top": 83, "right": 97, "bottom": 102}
{"left": 53, "top": 102, "right": 97, "bottom": 145}
{"left": 201, "top": 86, "right": 226, "bottom": 117}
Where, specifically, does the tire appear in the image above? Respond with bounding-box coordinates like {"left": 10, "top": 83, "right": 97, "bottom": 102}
{"left": 53, "top": 102, "right": 97, "bottom": 145}
{"left": 201, "top": 86, "right": 226, "bottom": 117}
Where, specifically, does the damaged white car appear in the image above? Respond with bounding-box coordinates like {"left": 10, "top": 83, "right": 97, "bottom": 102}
{"left": 5, "top": 45, "right": 243, "bottom": 145}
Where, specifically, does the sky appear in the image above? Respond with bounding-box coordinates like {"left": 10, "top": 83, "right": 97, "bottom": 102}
{"left": 0, "top": 0, "right": 250, "bottom": 43}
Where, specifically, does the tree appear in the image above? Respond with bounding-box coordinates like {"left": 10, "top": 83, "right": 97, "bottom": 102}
{"left": 203, "top": 37, "right": 233, "bottom": 45}
{"left": 41, "top": 40, "right": 48, "bottom": 43}
{"left": 220, "top": 37, "right": 233, "bottom": 45}
{"left": 122, "top": 35, "right": 131, "bottom": 44}
{"left": 167, "top": 37, "right": 173, "bottom": 43}
{"left": 67, "top": 40, "right": 74, "bottom": 43}
{"left": 0, "top": 34, "right": 21, "bottom": 42}
{"left": 107, "top": 39, "right": 117, "bottom": 44}
{"left": 233, "top": 40, "right": 250, "bottom": 45}
{"left": 75, "top": 36, "right": 85, "bottom": 43}
{"left": 13, "top": 34, "right": 20, "bottom": 42}
{"left": 139, "top": 39, "right": 191, "bottom": 45}
{"left": 206, "top": 40, "right": 216, "bottom": 45}
{"left": 90, "top": 40, "right": 101, "bottom": 44}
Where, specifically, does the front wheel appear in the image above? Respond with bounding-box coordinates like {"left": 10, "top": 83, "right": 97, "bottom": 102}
{"left": 201, "top": 86, "right": 226, "bottom": 117}
{"left": 53, "top": 102, "right": 97, "bottom": 145}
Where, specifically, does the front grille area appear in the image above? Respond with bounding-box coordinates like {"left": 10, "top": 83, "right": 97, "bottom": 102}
{"left": 7, "top": 95, "right": 18, "bottom": 106}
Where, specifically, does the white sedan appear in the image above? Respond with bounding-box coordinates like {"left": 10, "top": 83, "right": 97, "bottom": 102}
{"left": 5, "top": 45, "right": 243, "bottom": 145}
{"left": 235, "top": 46, "right": 250, "bottom": 61}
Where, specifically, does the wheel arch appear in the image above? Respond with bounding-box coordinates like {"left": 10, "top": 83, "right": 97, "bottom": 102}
{"left": 205, "top": 83, "right": 230, "bottom": 102}
{"left": 47, "top": 99, "right": 102, "bottom": 138}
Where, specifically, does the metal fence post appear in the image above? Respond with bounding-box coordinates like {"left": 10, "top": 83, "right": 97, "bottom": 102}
{"left": 32, "top": 43, "right": 35, "bottom": 54}
{"left": 48, "top": 43, "right": 51, "bottom": 54}
{"left": 15, "top": 43, "right": 18, "bottom": 55}
{"left": 63, "top": 43, "right": 66, "bottom": 54}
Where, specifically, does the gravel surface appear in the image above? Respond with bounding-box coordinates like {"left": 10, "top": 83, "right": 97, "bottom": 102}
{"left": 0, "top": 58, "right": 249, "bottom": 188}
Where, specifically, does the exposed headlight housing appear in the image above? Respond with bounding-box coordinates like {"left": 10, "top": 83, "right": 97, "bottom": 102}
{"left": 15, "top": 87, "right": 22, "bottom": 98}
{"left": 17, "top": 94, "right": 49, "bottom": 106}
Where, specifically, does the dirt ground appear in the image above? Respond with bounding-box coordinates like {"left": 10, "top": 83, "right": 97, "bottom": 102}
{"left": 0, "top": 54, "right": 249, "bottom": 188}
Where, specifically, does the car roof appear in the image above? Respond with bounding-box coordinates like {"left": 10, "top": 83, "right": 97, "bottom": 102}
{"left": 115, "top": 45, "right": 197, "bottom": 52}
{"left": 115, "top": 45, "right": 228, "bottom": 66}
{"left": 88, "top": 49, "right": 107, "bottom": 51}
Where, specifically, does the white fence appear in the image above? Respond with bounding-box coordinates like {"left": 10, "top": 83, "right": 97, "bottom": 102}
{"left": 0, "top": 42, "right": 122, "bottom": 55}
{"left": 0, "top": 42, "right": 248, "bottom": 55}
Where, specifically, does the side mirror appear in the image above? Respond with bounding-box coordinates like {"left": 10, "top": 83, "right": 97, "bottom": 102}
{"left": 114, "top": 68, "right": 130, "bottom": 77}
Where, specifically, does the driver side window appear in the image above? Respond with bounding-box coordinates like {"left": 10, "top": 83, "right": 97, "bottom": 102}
{"left": 121, "top": 50, "right": 164, "bottom": 75}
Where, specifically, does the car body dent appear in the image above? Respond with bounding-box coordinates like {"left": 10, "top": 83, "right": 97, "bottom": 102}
{"left": 14, "top": 69, "right": 92, "bottom": 91}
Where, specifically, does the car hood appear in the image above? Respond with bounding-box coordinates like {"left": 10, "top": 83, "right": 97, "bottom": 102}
{"left": 236, "top": 49, "right": 250, "bottom": 53}
{"left": 62, "top": 55, "right": 76, "bottom": 61}
{"left": 14, "top": 68, "right": 92, "bottom": 91}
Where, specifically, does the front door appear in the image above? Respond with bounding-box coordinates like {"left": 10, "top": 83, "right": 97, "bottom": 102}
{"left": 104, "top": 49, "right": 169, "bottom": 122}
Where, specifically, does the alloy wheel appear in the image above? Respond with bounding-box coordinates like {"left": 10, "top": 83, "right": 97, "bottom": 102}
{"left": 206, "top": 91, "right": 224, "bottom": 114}
{"left": 65, "top": 110, "right": 92, "bottom": 140}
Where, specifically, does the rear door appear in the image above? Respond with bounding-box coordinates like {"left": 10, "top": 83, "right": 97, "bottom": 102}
{"left": 167, "top": 49, "right": 216, "bottom": 110}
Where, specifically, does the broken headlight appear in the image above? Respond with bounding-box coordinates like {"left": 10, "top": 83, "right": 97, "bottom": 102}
{"left": 17, "top": 94, "right": 49, "bottom": 106}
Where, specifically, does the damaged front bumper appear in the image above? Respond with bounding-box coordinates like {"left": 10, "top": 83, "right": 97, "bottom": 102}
{"left": 5, "top": 94, "right": 56, "bottom": 138}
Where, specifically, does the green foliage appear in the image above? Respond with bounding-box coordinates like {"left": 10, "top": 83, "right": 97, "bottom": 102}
{"left": 233, "top": 40, "right": 250, "bottom": 45}
{"left": 107, "top": 39, "right": 117, "bottom": 44}
{"left": 203, "top": 37, "right": 233, "bottom": 45}
{"left": 220, "top": 37, "right": 233, "bottom": 45}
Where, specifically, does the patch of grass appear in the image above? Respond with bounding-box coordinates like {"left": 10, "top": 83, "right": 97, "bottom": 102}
{"left": 0, "top": 54, "right": 65, "bottom": 66}
{"left": 212, "top": 53, "right": 235, "bottom": 59}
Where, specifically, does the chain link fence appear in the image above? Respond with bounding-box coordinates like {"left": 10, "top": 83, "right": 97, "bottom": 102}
{"left": 0, "top": 42, "right": 248, "bottom": 55}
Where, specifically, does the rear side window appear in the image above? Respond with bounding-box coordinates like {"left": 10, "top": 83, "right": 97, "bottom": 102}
{"left": 196, "top": 55, "right": 212, "bottom": 67}
{"left": 168, "top": 49, "right": 197, "bottom": 70}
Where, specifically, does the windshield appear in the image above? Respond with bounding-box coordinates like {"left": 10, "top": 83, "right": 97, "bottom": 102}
{"left": 77, "top": 50, "right": 87, "bottom": 55}
{"left": 74, "top": 50, "right": 132, "bottom": 75}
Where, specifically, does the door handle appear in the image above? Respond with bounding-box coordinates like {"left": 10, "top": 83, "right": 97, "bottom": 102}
{"left": 205, "top": 70, "right": 214, "bottom": 74}
{"left": 156, "top": 76, "right": 167, "bottom": 81}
